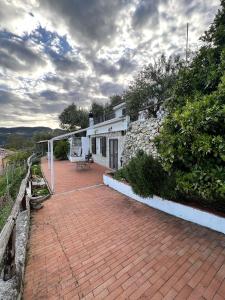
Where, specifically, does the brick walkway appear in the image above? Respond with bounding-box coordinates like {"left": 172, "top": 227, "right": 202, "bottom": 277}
{"left": 41, "top": 158, "right": 107, "bottom": 194}
{"left": 24, "top": 159, "right": 225, "bottom": 299}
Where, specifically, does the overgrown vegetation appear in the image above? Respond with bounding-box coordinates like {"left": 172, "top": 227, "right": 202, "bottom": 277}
{"left": 156, "top": 1, "right": 225, "bottom": 210}
{"left": 32, "top": 187, "right": 49, "bottom": 197}
{"left": 0, "top": 151, "right": 30, "bottom": 231}
{"left": 123, "top": 54, "right": 184, "bottom": 120}
{"left": 31, "top": 163, "right": 42, "bottom": 177}
{"left": 31, "top": 163, "right": 50, "bottom": 196}
{"left": 54, "top": 140, "right": 69, "bottom": 160}
{"left": 116, "top": 1, "right": 225, "bottom": 213}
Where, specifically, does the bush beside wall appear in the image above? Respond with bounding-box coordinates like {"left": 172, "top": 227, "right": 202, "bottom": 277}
{"left": 54, "top": 140, "right": 69, "bottom": 160}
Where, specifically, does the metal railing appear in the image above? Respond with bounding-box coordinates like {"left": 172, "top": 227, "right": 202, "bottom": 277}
{"left": 93, "top": 112, "right": 116, "bottom": 125}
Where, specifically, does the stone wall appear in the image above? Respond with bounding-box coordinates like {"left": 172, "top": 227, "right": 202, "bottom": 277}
{"left": 122, "top": 118, "right": 163, "bottom": 164}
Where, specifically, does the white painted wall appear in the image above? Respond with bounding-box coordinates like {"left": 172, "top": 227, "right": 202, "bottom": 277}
{"left": 87, "top": 105, "right": 129, "bottom": 169}
{"left": 113, "top": 102, "right": 126, "bottom": 118}
{"left": 115, "top": 107, "right": 123, "bottom": 118}
{"left": 90, "top": 133, "right": 125, "bottom": 169}
{"left": 87, "top": 117, "right": 128, "bottom": 136}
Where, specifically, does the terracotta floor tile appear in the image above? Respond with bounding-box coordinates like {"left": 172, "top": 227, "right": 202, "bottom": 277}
{"left": 23, "top": 158, "right": 225, "bottom": 299}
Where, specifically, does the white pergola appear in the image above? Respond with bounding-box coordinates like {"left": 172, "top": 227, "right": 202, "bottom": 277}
{"left": 48, "top": 128, "right": 87, "bottom": 193}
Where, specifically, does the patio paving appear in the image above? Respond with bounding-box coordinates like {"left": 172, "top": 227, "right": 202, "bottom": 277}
{"left": 41, "top": 158, "right": 107, "bottom": 194}
{"left": 23, "top": 159, "right": 225, "bottom": 299}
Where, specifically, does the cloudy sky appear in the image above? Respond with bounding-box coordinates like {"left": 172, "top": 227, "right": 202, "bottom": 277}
{"left": 0, "top": 0, "right": 220, "bottom": 128}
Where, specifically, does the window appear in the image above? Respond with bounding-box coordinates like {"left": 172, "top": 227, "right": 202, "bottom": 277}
{"left": 100, "top": 136, "right": 107, "bottom": 157}
{"left": 92, "top": 137, "right": 96, "bottom": 154}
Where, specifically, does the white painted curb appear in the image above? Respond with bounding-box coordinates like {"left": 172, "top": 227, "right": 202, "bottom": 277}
{"left": 103, "top": 174, "right": 225, "bottom": 235}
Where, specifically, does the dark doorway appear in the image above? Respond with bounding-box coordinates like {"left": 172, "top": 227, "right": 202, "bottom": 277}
{"left": 109, "top": 139, "right": 118, "bottom": 170}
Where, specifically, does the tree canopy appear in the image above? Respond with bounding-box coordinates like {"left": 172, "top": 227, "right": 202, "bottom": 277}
{"left": 123, "top": 54, "right": 184, "bottom": 120}
{"left": 59, "top": 103, "right": 89, "bottom": 131}
{"left": 59, "top": 95, "right": 124, "bottom": 129}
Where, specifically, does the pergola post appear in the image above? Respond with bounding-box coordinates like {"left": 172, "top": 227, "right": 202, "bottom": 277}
{"left": 50, "top": 139, "right": 54, "bottom": 192}
{"left": 48, "top": 141, "right": 50, "bottom": 170}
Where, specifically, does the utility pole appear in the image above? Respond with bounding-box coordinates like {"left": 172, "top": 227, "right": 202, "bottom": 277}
{"left": 186, "top": 23, "right": 189, "bottom": 64}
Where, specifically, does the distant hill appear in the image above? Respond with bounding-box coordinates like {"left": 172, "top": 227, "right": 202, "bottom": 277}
{"left": 0, "top": 127, "right": 64, "bottom": 146}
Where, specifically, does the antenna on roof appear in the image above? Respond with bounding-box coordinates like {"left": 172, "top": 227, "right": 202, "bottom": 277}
{"left": 186, "top": 23, "right": 189, "bottom": 64}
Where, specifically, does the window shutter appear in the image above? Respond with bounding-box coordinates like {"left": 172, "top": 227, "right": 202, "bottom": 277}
{"left": 101, "top": 137, "right": 107, "bottom": 157}
{"left": 92, "top": 137, "right": 96, "bottom": 154}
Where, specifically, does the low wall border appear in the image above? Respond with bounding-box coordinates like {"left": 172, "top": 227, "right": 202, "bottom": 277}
{"left": 103, "top": 174, "right": 225, "bottom": 235}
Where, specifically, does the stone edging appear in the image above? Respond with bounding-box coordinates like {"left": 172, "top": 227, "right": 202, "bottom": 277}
{"left": 103, "top": 174, "right": 225, "bottom": 235}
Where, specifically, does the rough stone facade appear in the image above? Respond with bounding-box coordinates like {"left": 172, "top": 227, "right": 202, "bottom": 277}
{"left": 122, "top": 118, "right": 163, "bottom": 164}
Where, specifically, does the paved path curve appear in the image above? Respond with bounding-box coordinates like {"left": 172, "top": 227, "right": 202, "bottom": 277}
{"left": 23, "top": 159, "right": 225, "bottom": 299}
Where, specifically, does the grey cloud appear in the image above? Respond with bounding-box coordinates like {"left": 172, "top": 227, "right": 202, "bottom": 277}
{"left": 27, "top": 87, "right": 90, "bottom": 111}
{"left": 37, "top": 101, "right": 69, "bottom": 114}
{"left": 0, "top": 1, "right": 26, "bottom": 32}
{"left": 0, "top": 89, "right": 17, "bottom": 105}
{"left": 39, "top": 90, "right": 59, "bottom": 101}
{"left": 53, "top": 55, "right": 87, "bottom": 72}
{"left": 93, "top": 52, "right": 137, "bottom": 77}
{"left": 0, "top": 0, "right": 220, "bottom": 127}
{"left": 0, "top": 89, "right": 29, "bottom": 110}
{"left": 93, "top": 59, "right": 118, "bottom": 77}
{"left": 100, "top": 82, "right": 124, "bottom": 96}
{"left": 0, "top": 89, "right": 37, "bottom": 121}
{"left": 117, "top": 52, "right": 137, "bottom": 74}
{"left": 132, "top": 0, "right": 159, "bottom": 29}
{"left": 43, "top": 74, "right": 76, "bottom": 91}
{"left": 40, "top": 0, "right": 130, "bottom": 48}
{"left": 0, "top": 37, "right": 45, "bottom": 72}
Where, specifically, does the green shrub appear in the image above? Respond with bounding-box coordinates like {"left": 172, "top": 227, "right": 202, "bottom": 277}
{"left": 156, "top": 74, "right": 225, "bottom": 204}
{"left": 154, "top": 3, "right": 225, "bottom": 212}
{"left": 114, "top": 168, "right": 128, "bottom": 181}
{"left": 122, "top": 151, "right": 171, "bottom": 198}
{"left": 54, "top": 140, "right": 69, "bottom": 160}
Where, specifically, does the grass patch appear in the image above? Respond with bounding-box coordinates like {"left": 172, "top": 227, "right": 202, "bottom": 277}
{"left": 31, "top": 164, "right": 42, "bottom": 177}
{"left": 0, "top": 201, "right": 13, "bottom": 232}
{"left": 0, "top": 151, "right": 30, "bottom": 232}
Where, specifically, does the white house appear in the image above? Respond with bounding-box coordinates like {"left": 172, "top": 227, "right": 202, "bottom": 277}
{"left": 67, "top": 102, "right": 130, "bottom": 170}
{"left": 86, "top": 102, "right": 130, "bottom": 170}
